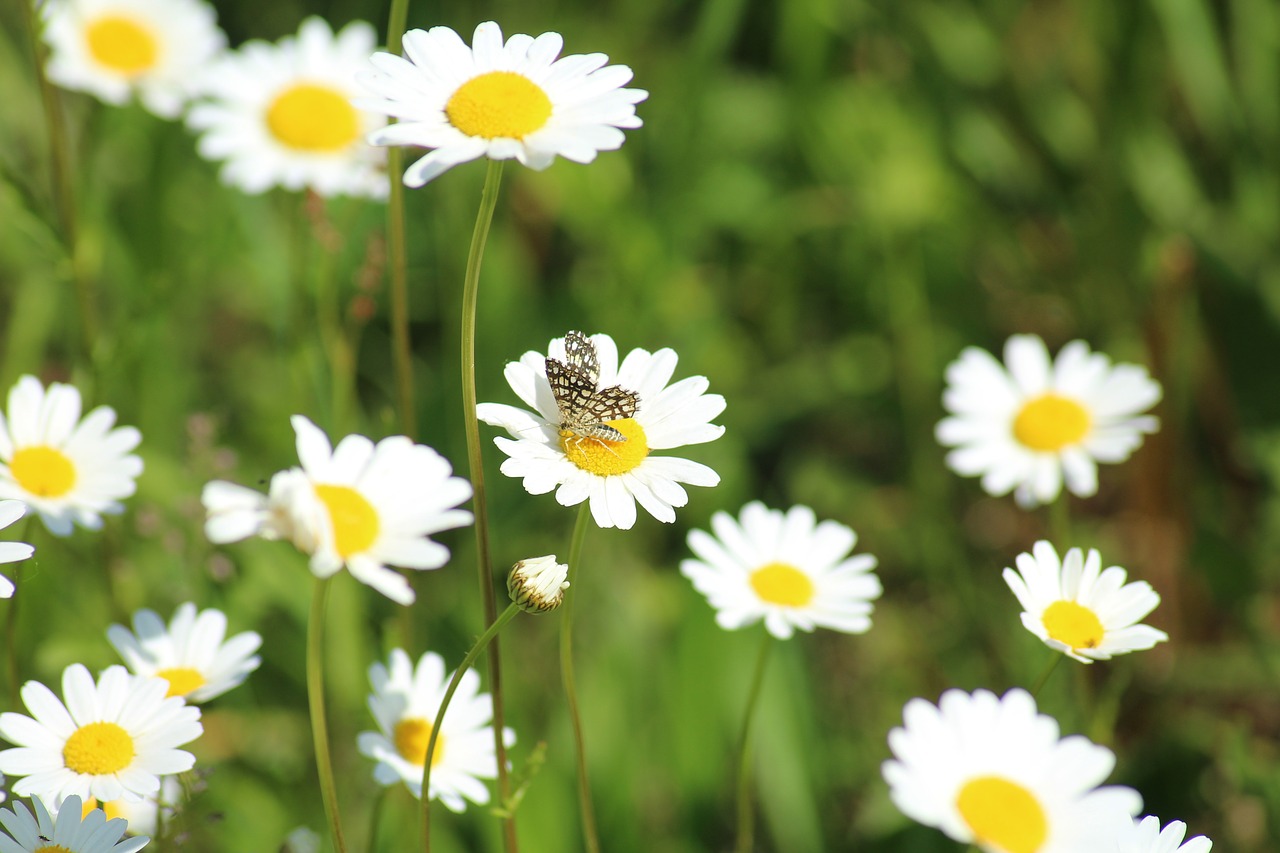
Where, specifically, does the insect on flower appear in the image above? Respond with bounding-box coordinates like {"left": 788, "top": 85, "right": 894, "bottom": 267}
{"left": 546, "top": 330, "right": 640, "bottom": 447}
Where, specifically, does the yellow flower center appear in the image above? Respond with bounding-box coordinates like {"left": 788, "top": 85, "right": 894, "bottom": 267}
{"left": 38, "top": 846, "right": 72, "bottom": 853}
{"left": 393, "top": 717, "right": 445, "bottom": 768}
{"left": 955, "top": 775, "right": 1048, "bottom": 853}
{"left": 749, "top": 562, "right": 816, "bottom": 607}
{"left": 63, "top": 722, "right": 135, "bottom": 776}
{"left": 560, "top": 419, "right": 649, "bottom": 476}
{"left": 445, "top": 71, "right": 553, "bottom": 139}
{"left": 313, "top": 484, "right": 379, "bottom": 558}
{"left": 1041, "top": 600, "right": 1105, "bottom": 651}
{"left": 80, "top": 797, "right": 125, "bottom": 821}
{"left": 265, "top": 83, "right": 362, "bottom": 153}
{"left": 85, "top": 14, "right": 159, "bottom": 76}
{"left": 1011, "top": 394, "right": 1091, "bottom": 452}
{"left": 9, "top": 445, "right": 77, "bottom": 498}
{"left": 156, "top": 666, "right": 207, "bottom": 698}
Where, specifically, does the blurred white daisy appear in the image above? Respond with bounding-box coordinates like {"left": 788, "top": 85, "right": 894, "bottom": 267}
{"left": 1003, "top": 540, "right": 1168, "bottom": 663}
{"left": 0, "top": 376, "right": 143, "bottom": 537}
{"left": 202, "top": 415, "right": 473, "bottom": 605}
{"left": 358, "top": 21, "right": 647, "bottom": 186}
{"left": 1118, "top": 816, "right": 1212, "bottom": 853}
{"left": 883, "top": 687, "right": 1141, "bottom": 853}
{"left": 107, "top": 602, "right": 262, "bottom": 702}
{"left": 0, "top": 500, "right": 35, "bottom": 598}
{"left": 477, "top": 331, "right": 724, "bottom": 530}
{"left": 681, "top": 502, "right": 881, "bottom": 640}
{"left": 0, "top": 794, "right": 147, "bottom": 853}
{"left": 936, "top": 334, "right": 1161, "bottom": 507}
{"left": 0, "top": 664, "right": 200, "bottom": 805}
{"left": 41, "top": 0, "right": 225, "bottom": 118}
{"left": 356, "top": 649, "right": 513, "bottom": 812}
{"left": 61, "top": 774, "right": 180, "bottom": 838}
{"left": 187, "top": 17, "right": 387, "bottom": 197}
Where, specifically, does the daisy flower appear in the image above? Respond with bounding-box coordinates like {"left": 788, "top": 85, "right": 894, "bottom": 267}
{"left": 883, "top": 687, "right": 1142, "bottom": 853}
{"left": 41, "top": 0, "right": 225, "bottom": 118}
{"left": 187, "top": 17, "right": 388, "bottom": 197}
{"left": 0, "top": 664, "right": 201, "bottom": 805}
{"left": 0, "top": 500, "right": 35, "bottom": 599}
{"left": 66, "top": 774, "right": 181, "bottom": 838}
{"left": 477, "top": 331, "right": 725, "bottom": 530}
{"left": 107, "top": 602, "right": 262, "bottom": 702}
{"left": 1003, "top": 540, "right": 1168, "bottom": 663}
{"left": 0, "top": 376, "right": 143, "bottom": 537}
{"left": 202, "top": 415, "right": 473, "bottom": 605}
{"left": 936, "top": 334, "right": 1161, "bottom": 507}
{"left": 680, "top": 502, "right": 881, "bottom": 640}
{"left": 1117, "top": 816, "right": 1212, "bottom": 853}
{"left": 358, "top": 21, "right": 648, "bottom": 186}
{"left": 0, "top": 794, "right": 148, "bottom": 853}
{"left": 507, "top": 554, "right": 569, "bottom": 613}
{"left": 356, "top": 649, "right": 513, "bottom": 812}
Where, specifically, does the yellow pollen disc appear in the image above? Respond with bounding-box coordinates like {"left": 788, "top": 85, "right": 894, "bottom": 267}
{"left": 85, "top": 14, "right": 159, "bottom": 76}
{"left": 9, "top": 445, "right": 77, "bottom": 498}
{"left": 955, "top": 775, "right": 1048, "bottom": 853}
{"left": 313, "top": 484, "right": 380, "bottom": 558}
{"left": 1011, "top": 394, "right": 1091, "bottom": 452}
{"left": 393, "top": 717, "right": 445, "bottom": 768}
{"left": 62, "top": 722, "right": 136, "bottom": 776}
{"left": 156, "top": 666, "right": 207, "bottom": 698}
{"left": 38, "top": 846, "right": 72, "bottom": 853}
{"left": 560, "top": 419, "right": 649, "bottom": 476}
{"left": 265, "top": 83, "right": 362, "bottom": 152}
{"left": 445, "top": 71, "right": 553, "bottom": 139}
{"left": 1041, "top": 600, "right": 1106, "bottom": 651}
{"left": 749, "top": 562, "right": 816, "bottom": 607}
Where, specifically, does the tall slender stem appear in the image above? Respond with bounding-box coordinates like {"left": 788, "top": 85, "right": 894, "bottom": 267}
{"left": 1030, "top": 651, "right": 1064, "bottom": 698}
{"left": 306, "top": 577, "right": 348, "bottom": 853}
{"left": 384, "top": 0, "right": 416, "bottom": 439}
{"left": 459, "top": 158, "right": 515, "bottom": 852}
{"left": 733, "top": 631, "right": 773, "bottom": 853}
{"left": 1048, "top": 496, "right": 1072, "bottom": 546}
{"left": 422, "top": 603, "right": 521, "bottom": 852}
{"left": 560, "top": 504, "right": 600, "bottom": 853}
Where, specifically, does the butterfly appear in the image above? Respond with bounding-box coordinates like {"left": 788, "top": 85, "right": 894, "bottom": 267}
{"left": 545, "top": 331, "right": 640, "bottom": 444}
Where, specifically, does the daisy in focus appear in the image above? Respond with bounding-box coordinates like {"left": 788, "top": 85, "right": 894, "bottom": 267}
{"left": 477, "top": 331, "right": 725, "bottom": 530}
{"left": 681, "top": 502, "right": 881, "bottom": 640}
{"left": 936, "top": 334, "right": 1161, "bottom": 507}
{"left": 187, "top": 17, "right": 388, "bottom": 197}
{"left": 202, "top": 415, "right": 473, "bottom": 605}
{"left": 1003, "top": 540, "right": 1168, "bottom": 663}
{"left": 883, "top": 687, "right": 1141, "bottom": 853}
{"left": 0, "top": 794, "right": 147, "bottom": 853}
{"left": 0, "top": 664, "right": 200, "bottom": 805}
{"left": 0, "top": 376, "right": 143, "bottom": 536}
{"left": 41, "top": 0, "right": 225, "bottom": 118}
{"left": 356, "top": 649, "right": 513, "bottom": 812}
{"left": 1118, "top": 816, "right": 1212, "bottom": 853}
{"left": 107, "top": 602, "right": 262, "bottom": 702}
{"left": 358, "top": 21, "right": 648, "bottom": 186}
{"left": 0, "top": 500, "right": 35, "bottom": 598}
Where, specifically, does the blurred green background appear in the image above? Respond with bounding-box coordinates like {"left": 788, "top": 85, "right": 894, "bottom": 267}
{"left": 1, "top": 0, "right": 1279, "bottom": 850}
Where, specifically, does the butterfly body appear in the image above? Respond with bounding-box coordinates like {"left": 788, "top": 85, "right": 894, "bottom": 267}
{"left": 546, "top": 331, "right": 639, "bottom": 445}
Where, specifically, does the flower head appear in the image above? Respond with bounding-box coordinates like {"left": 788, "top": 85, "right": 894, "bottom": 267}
{"left": 936, "top": 335, "right": 1161, "bottom": 507}
{"left": 107, "top": 602, "right": 262, "bottom": 702}
{"left": 358, "top": 21, "right": 647, "bottom": 186}
{"left": 0, "top": 794, "right": 148, "bottom": 853}
{"left": 883, "top": 688, "right": 1141, "bottom": 853}
{"left": 202, "top": 415, "right": 472, "bottom": 605}
{"left": 187, "top": 17, "right": 388, "bottom": 197}
{"left": 0, "top": 376, "right": 143, "bottom": 536}
{"left": 507, "top": 555, "right": 568, "bottom": 613}
{"left": 1117, "top": 816, "right": 1212, "bottom": 853}
{"left": 356, "top": 649, "right": 513, "bottom": 812}
{"left": 0, "top": 664, "right": 201, "bottom": 805}
{"left": 1003, "top": 541, "right": 1168, "bottom": 663}
{"left": 477, "top": 331, "right": 724, "bottom": 530}
{"left": 0, "top": 501, "right": 34, "bottom": 599}
{"left": 681, "top": 502, "right": 881, "bottom": 640}
{"left": 41, "top": 0, "right": 224, "bottom": 118}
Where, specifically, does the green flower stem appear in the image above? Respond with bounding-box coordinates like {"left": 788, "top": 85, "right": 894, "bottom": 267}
{"left": 560, "top": 503, "right": 600, "bottom": 853}
{"left": 1048, "top": 497, "right": 1072, "bottom": 546}
{"left": 306, "top": 577, "right": 348, "bottom": 853}
{"left": 1030, "top": 651, "right": 1064, "bottom": 698}
{"left": 422, "top": 602, "right": 521, "bottom": 852}
{"left": 384, "top": 0, "right": 416, "bottom": 439}
{"left": 733, "top": 630, "right": 774, "bottom": 853}
{"left": 459, "top": 157, "right": 516, "bottom": 852}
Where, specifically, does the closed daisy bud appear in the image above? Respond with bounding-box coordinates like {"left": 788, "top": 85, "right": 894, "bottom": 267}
{"left": 507, "top": 555, "right": 568, "bottom": 613}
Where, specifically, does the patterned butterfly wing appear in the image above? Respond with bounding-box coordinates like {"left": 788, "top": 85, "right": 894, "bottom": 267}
{"left": 545, "top": 333, "right": 640, "bottom": 444}
{"left": 562, "top": 330, "right": 600, "bottom": 386}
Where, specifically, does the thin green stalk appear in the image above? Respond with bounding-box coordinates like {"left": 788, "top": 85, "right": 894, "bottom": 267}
{"left": 422, "top": 603, "right": 521, "bottom": 852}
{"left": 384, "top": 0, "right": 416, "bottom": 439}
{"left": 366, "top": 784, "right": 387, "bottom": 853}
{"left": 306, "top": 577, "right": 348, "bottom": 853}
{"left": 458, "top": 158, "right": 515, "bottom": 852}
{"left": 1030, "top": 651, "right": 1064, "bottom": 698}
{"left": 1048, "top": 496, "right": 1072, "bottom": 546}
{"left": 733, "top": 631, "right": 774, "bottom": 853}
{"left": 560, "top": 504, "right": 600, "bottom": 853}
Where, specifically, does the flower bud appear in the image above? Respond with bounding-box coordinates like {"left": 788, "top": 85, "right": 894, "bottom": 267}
{"left": 508, "top": 555, "right": 569, "bottom": 613}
